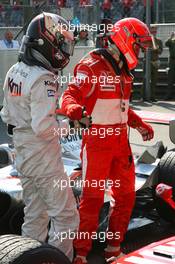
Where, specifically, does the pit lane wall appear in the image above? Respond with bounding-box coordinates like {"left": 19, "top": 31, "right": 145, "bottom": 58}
{"left": 0, "top": 46, "right": 94, "bottom": 106}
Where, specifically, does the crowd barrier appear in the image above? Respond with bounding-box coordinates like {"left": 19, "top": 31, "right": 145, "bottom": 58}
{"left": 0, "top": 23, "right": 175, "bottom": 44}
{"left": 1, "top": 21, "right": 175, "bottom": 106}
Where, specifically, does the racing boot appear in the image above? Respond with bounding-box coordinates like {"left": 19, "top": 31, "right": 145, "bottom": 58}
{"left": 73, "top": 256, "right": 88, "bottom": 264}
{"left": 104, "top": 246, "right": 125, "bottom": 263}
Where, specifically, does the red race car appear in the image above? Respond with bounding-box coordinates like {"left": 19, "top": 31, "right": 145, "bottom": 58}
{"left": 115, "top": 236, "right": 175, "bottom": 264}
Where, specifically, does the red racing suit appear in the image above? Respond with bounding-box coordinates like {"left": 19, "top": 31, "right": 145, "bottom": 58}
{"left": 61, "top": 50, "right": 146, "bottom": 257}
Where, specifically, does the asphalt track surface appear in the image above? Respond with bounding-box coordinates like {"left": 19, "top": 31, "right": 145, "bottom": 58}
{"left": 0, "top": 100, "right": 175, "bottom": 262}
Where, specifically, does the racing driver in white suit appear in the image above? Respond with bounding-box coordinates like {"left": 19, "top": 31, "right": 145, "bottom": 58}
{"left": 0, "top": 13, "right": 79, "bottom": 261}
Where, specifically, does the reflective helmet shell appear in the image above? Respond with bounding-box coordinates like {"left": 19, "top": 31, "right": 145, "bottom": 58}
{"left": 110, "top": 17, "right": 152, "bottom": 70}
{"left": 20, "top": 12, "right": 74, "bottom": 70}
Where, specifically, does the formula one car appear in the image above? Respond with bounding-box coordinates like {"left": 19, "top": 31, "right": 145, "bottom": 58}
{"left": 0, "top": 119, "right": 175, "bottom": 230}
{"left": 0, "top": 118, "right": 175, "bottom": 263}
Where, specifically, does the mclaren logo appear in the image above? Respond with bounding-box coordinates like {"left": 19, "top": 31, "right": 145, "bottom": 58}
{"left": 8, "top": 78, "right": 22, "bottom": 96}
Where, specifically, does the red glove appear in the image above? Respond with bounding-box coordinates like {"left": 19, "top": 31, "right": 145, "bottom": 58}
{"left": 66, "top": 107, "right": 92, "bottom": 132}
{"left": 136, "top": 122, "right": 154, "bottom": 141}
{"left": 74, "top": 107, "right": 92, "bottom": 129}
{"left": 128, "top": 109, "right": 154, "bottom": 141}
{"left": 65, "top": 104, "right": 83, "bottom": 120}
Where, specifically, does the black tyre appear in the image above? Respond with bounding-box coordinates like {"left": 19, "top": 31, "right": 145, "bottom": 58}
{"left": 155, "top": 151, "right": 175, "bottom": 223}
{"left": 0, "top": 234, "right": 71, "bottom": 264}
{"left": 0, "top": 145, "right": 14, "bottom": 168}
{"left": 0, "top": 191, "right": 24, "bottom": 235}
{"left": 0, "top": 148, "right": 10, "bottom": 168}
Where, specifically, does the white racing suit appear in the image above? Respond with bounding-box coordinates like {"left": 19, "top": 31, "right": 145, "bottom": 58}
{"left": 0, "top": 61, "right": 79, "bottom": 261}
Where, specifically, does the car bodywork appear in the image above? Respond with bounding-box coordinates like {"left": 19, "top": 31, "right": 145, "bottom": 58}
{"left": 0, "top": 115, "right": 175, "bottom": 229}
{"left": 116, "top": 236, "right": 175, "bottom": 264}
{"left": 0, "top": 132, "right": 166, "bottom": 229}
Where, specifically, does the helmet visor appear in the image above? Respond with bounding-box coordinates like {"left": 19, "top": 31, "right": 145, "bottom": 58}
{"left": 135, "top": 35, "right": 153, "bottom": 50}
{"left": 55, "top": 24, "right": 75, "bottom": 56}
{"left": 44, "top": 13, "right": 75, "bottom": 56}
{"left": 61, "top": 38, "right": 75, "bottom": 56}
{"left": 133, "top": 43, "right": 140, "bottom": 58}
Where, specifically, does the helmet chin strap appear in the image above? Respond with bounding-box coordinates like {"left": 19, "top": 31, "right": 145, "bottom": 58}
{"left": 31, "top": 48, "right": 68, "bottom": 73}
{"left": 55, "top": 51, "right": 70, "bottom": 70}
{"left": 107, "top": 42, "right": 123, "bottom": 69}
{"left": 31, "top": 49, "right": 55, "bottom": 72}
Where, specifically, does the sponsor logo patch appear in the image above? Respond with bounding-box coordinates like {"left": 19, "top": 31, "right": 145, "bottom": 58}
{"left": 76, "top": 72, "right": 88, "bottom": 81}
{"left": 8, "top": 77, "right": 22, "bottom": 96}
{"left": 47, "top": 89, "right": 55, "bottom": 97}
{"left": 100, "top": 85, "right": 116, "bottom": 91}
{"left": 72, "top": 72, "right": 89, "bottom": 87}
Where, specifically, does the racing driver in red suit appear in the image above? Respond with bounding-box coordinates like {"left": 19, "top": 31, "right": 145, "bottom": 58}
{"left": 61, "top": 18, "right": 154, "bottom": 264}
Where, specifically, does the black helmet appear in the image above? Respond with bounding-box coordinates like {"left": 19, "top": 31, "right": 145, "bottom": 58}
{"left": 19, "top": 12, "right": 75, "bottom": 71}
